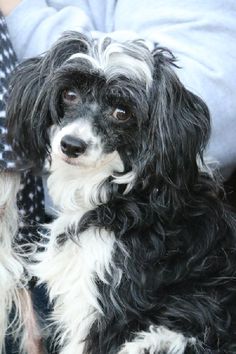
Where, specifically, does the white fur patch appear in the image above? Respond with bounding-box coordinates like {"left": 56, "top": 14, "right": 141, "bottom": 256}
{"left": 47, "top": 148, "right": 124, "bottom": 211}
{"left": 118, "top": 326, "right": 196, "bottom": 354}
{"left": 68, "top": 38, "right": 154, "bottom": 90}
{"left": 35, "top": 137, "right": 128, "bottom": 353}
{"left": 0, "top": 173, "right": 41, "bottom": 353}
{"left": 33, "top": 216, "right": 118, "bottom": 354}
{"left": 0, "top": 172, "right": 22, "bottom": 351}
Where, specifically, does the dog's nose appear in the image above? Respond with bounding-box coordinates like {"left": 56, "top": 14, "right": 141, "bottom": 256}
{"left": 60, "top": 135, "right": 87, "bottom": 158}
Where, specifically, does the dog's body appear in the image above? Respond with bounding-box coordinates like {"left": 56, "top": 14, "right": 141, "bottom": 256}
{"left": 6, "top": 32, "right": 236, "bottom": 353}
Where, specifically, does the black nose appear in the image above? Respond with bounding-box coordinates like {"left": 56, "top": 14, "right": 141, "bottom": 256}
{"left": 60, "top": 135, "right": 87, "bottom": 158}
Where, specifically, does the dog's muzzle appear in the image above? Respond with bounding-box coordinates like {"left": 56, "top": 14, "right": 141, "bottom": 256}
{"left": 60, "top": 135, "right": 87, "bottom": 158}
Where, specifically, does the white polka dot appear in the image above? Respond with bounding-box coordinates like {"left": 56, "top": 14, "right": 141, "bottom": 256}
{"left": 29, "top": 192, "right": 34, "bottom": 200}
{"left": 3, "top": 49, "right": 9, "bottom": 58}
{"left": 6, "top": 161, "right": 16, "bottom": 169}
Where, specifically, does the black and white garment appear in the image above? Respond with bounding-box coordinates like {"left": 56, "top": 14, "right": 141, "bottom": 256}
{"left": 0, "top": 13, "right": 45, "bottom": 241}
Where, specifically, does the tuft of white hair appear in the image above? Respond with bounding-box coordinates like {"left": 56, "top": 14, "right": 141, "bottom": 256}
{"left": 68, "top": 37, "right": 154, "bottom": 91}
{"left": 118, "top": 325, "right": 196, "bottom": 354}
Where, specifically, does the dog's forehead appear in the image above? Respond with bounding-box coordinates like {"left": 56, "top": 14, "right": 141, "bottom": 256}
{"left": 67, "top": 38, "right": 154, "bottom": 90}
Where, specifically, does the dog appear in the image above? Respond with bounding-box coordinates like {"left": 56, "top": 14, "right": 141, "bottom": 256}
{"left": 0, "top": 171, "right": 21, "bottom": 353}
{"left": 0, "top": 172, "right": 43, "bottom": 354}
{"left": 6, "top": 31, "right": 236, "bottom": 353}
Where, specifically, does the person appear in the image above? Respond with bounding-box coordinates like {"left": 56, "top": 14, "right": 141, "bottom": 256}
{"left": 1, "top": 0, "right": 236, "bottom": 181}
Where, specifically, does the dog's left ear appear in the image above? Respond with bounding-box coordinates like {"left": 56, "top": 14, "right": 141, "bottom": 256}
{"left": 6, "top": 31, "right": 90, "bottom": 171}
{"left": 148, "top": 48, "right": 210, "bottom": 190}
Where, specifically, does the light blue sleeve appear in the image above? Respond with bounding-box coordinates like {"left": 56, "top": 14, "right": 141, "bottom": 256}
{"left": 48, "top": 0, "right": 116, "bottom": 32}
{"left": 5, "top": 0, "right": 94, "bottom": 61}
{"left": 114, "top": 0, "right": 236, "bottom": 178}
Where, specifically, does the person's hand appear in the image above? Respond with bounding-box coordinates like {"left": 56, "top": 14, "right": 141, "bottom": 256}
{"left": 0, "top": 0, "right": 22, "bottom": 16}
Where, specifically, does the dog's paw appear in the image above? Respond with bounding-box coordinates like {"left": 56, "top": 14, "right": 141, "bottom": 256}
{"left": 118, "top": 326, "right": 196, "bottom": 354}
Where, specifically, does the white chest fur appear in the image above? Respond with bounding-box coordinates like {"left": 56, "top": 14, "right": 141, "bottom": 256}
{"left": 34, "top": 211, "right": 116, "bottom": 354}
{"left": 35, "top": 151, "right": 126, "bottom": 353}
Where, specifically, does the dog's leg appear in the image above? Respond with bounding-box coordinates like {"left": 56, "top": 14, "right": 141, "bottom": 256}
{"left": 117, "top": 326, "right": 196, "bottom": 354}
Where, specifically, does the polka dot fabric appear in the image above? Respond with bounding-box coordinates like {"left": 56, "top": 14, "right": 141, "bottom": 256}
{"left": 0, "top": 13, "right": 45, "bottom": 241}
{"left": 0, "top": 15, "right": 18, "bottom": 170}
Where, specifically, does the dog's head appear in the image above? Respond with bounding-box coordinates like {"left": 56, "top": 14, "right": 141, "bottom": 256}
{"left": 6, "top": 32, "right": 210, "bottom": 203}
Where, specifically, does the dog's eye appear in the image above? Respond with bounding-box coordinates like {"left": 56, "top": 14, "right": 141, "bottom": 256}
{"left": 112, "top": 106, "right": 132, "bottom": 122}
{"left": 62, "top": 89, "right": 80, "bottom": 104}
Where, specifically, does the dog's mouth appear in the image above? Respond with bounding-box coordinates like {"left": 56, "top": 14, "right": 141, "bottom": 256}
{"left": 60, "top": 155, "right": 81, "bottom": 166}
{"left": 52, "top": 151, "right": 86, "bottom": 167}
{"left": 51, "top": 148, "right": 125, "bottom": 176}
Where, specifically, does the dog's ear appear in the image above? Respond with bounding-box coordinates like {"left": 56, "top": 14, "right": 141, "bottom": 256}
{"left": 6, "top": 31, "right": 89, "bottom": 170}
{"left": 148, "top": 47, "right": 210, "bottom": 193}
{"left": 6, "top": 56, "right": 45, "bottom": 170}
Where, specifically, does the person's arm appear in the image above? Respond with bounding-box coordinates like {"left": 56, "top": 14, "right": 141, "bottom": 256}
{"left": 3, "top": 0, "right": 94, "bottom": 61}
{"left": 114, "top": 0, "right": 236, "bottom": 178}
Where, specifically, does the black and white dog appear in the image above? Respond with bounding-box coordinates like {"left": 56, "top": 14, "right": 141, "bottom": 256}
{"left": 6, "top": 32, "right": 236, "bottom": 353}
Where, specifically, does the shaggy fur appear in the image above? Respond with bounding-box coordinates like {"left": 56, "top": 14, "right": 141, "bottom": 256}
{"left": 0, "top": 172, "right": 42, "bottom": 354}
{"left": 6, "top": 32, "right": 236, "bottom": 353}
{"left": 0, "top": 172, "right": 21, "bottom": 353}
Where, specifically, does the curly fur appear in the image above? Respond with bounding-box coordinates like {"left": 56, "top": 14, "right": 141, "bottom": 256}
{"left": 6, "top": 32, "right": 236, "bottom": 354}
